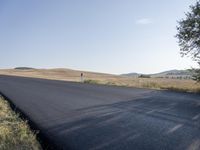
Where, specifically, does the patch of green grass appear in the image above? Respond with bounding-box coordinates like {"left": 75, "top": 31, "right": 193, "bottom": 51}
{"left": 84, "top": 79, "right": 99, "bottom": 84}
{"left": 141, "top": 82, "right": 160, "bottom": 89}
{"left": 0, "top": 96, "right": 42, "bottom": 150}
{"left": 106, "top": 81, "right": 116, "bottom": 86}
{"left": 160, "top": 86, "right": 189, "bottom": 93}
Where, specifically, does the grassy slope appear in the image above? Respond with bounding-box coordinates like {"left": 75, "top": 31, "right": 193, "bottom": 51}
{"left": 0, "top": 68, "right": 119, "bottom": 82}
{"left": 0, "top": 96, "right": 42, "bottom": 150}
{"left": 0, "top": 68, "right": 200, "bottom": 93}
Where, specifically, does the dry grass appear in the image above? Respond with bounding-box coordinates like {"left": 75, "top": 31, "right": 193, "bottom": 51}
{"left": 89, "top": 77, "right": 200, "bottom": 93}
{"left": 0, "top": 68, "right": 118, "bottom": 82}
{"left": 0, "top": 68, "right": 200, "bottom": 93}
{"left": 0, "top": 96, "right": 42, "bottom": 150}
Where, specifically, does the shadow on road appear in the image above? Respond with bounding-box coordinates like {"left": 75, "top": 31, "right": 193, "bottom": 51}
{"left": 46, "top": 91, "right": 200, "bottom": 150}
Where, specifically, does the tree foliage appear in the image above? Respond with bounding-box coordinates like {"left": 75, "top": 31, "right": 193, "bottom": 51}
{"left": 192, "top": 68, "right": 200, "bottom": 81}
{"left": 176, "top": 1, "right": 200, "bottom": 81}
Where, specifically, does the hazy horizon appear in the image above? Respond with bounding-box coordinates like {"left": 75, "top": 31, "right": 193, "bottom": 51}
{"left": 0, "top": 0, "right": 198, "bottom": 74}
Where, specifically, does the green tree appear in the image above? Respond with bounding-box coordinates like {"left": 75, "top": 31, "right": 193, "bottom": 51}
{"left": 176, "top": 1, "right": 200, "bottom": 81}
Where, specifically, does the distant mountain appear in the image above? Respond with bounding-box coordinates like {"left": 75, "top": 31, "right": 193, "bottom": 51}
{"left": 14, "top": 67, "right": 35, "bottom": 70}
{"left": 121, "top": 69, "right": 193, "bottom": 79}
{"left": 150, "top": 69, "right": 192, "bottom": 77}
{"left": 121, "top": 72, "right": 140, "bottom": 77}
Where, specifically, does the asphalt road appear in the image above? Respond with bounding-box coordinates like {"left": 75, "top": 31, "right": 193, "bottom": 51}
{"left": 0, "top": 75, "right": 200, "bottom": 150}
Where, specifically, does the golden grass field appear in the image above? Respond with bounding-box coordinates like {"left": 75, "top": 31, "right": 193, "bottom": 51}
{"left": 0, "top": 96, "right": 42, "bottom": 150}
{"left": 0, "top": 68, "right": 200, "bottom": 93}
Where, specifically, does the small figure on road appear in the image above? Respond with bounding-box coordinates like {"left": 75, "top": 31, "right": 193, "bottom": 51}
{"left": 81, "top": 73, "right": 84, "bottom": 83}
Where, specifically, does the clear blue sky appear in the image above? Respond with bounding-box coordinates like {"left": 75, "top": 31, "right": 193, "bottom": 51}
{"left": 0, "top": 0, "right": 198, "bottom": 74}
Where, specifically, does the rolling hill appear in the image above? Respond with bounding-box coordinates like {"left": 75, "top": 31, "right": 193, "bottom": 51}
{"left": 0, "top": 67, "right": 199, "bottom": 93}
{"left": 122, "top": 69, "right": 193, "bottom": 79}
{"left": 0, "top": 68, "right": 122, "bottom": 82}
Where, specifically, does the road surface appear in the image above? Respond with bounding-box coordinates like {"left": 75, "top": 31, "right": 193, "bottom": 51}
{"left": 0, "top": 75, "right": 200, "bottom": 150}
